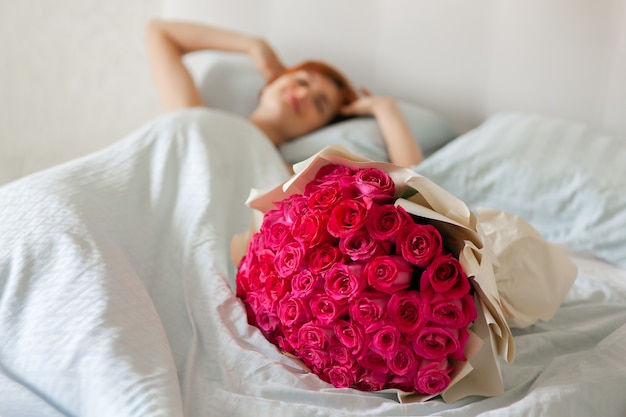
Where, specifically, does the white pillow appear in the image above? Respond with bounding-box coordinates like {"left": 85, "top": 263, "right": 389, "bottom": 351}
{"left": 415, "top": 112, "right": 626, "bottom": 268}
{"left": 188, "top": 51, "right": 265, "bottom": 117}
{"left": 190, "top": 51, "right": 457, "bottom": 164}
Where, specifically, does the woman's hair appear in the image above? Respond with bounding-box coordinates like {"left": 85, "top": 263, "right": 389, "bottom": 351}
{"left": 269, "top": 60, "right": 358, "bottom": 123}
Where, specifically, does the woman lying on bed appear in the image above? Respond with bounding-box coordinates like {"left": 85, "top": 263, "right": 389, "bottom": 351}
{"left": 0, "top": 18, "right": 598, "bottom": 417}
{"left": 146, "top": 19, "right": 423, "bottom": 168}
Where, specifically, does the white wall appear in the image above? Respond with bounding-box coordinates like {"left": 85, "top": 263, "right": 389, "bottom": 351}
{"left": 164, "top": 0, "right": 626, "bottom": 139}
{"left": 0, "top": 0, "right": 162, "bottom": 185}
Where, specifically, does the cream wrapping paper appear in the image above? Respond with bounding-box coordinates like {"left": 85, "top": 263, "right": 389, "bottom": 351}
{"left": 232, "top": 145, "right": 577, "bottom": 403}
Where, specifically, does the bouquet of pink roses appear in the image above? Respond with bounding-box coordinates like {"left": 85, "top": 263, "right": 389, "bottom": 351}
{"left": 232, "top": 145, "right": 576, "bottom": 403}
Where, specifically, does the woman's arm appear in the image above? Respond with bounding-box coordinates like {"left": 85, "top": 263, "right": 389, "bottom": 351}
{"left": 341, "top": 91, "right": 424, "bottom": 167}
{"left": 145, "top": 19, "right": 285, "bottom": 112}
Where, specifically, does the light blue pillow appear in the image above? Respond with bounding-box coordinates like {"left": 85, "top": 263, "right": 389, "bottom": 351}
{"left": 415, "top": 112, "right": 626, "bottom": 268}
{"left": 279, "top": 100, "right": 457, "bottom": 164}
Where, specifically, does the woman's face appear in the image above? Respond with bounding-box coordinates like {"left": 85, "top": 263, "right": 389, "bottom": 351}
{"left": 257, "top": 70, "right": 342, "bottom": 141}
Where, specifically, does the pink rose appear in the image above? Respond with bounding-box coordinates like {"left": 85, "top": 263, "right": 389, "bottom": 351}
{"left": 235, "top": 265, "right": 251, "bottom": 299}
{"left": 412, "top": 326, "right": 462, "bottom": 360}
{"left": 291, "top": 212, "right": 332, "bottom": 246}
{"left": 339, "top": 229, "right": 388, "bottom": 262}
{"left": 325, "top": 365, "right": 358, "bottom": 388}
{"left": 388, "top": 374, "right": 416, "bottom": 392}
{"left": 242, "top": 292, "right": 262, "bottom": 327}
{"left": 257, "top": 247, "right": 276, "bottom": 264}
{"left": 276, "top": 194, "right": 309, "bottom": 224}
{"left": 328, "top": 344, "right": 359, "bottom": 372}
{"left": 244, "top": 262, "right": 269, "bottom": 293}
{"left": 353, "top": 168, "right": 395, "bottom": 201}
{"left": 248, "top": 230, "right": 266, "bottom": 253}
{"left": 364, "top": 255, "right": 413, "bottom": 294}
{"left": 313, "top": 163, "right": 355, "bottom": 183}
{"left": 349, "top": 292, "right": 390, "bottom": 325}
{"left": 275, "top": 333, "right": 296, "bottom": 355}
{"left": 397, "top": 223, "right": 443, "bottom": 268}
{"left": 262, "top": 221, "right": 293, "bottom": 251}
{"left": 428, "top": 293, "right": 477, "bottom": 328}
{"left": 278, "top": 295, "right": 311, "bottom": 327}
{"left": 369, "top": 323, "right": 401, "bottom": 358}
{"left": 310, "top": 294, "right": 348, "bottom": 324}
{"left": 265, "top": 273, "right": 291, "bottom": 305}
{"left": 281, "top": 324, "right": 300, "bottom": 349}
{"left": 359, "top": 349, "right": 389, "bottom": 373}
{"left": 245, "top": 289, "right": 272, "bottom": 314}
{"left": 334, "top": 320, "right": 367, "bottom": 355}
{"left": 355, "top": 370, "right": 388, "bottom": 392}
{"left": 366, "top": 204, "right": 412, "bottom": 242}
{"left": 328, "top": 343, "right": 350, "bottom": 365}
{"left": 274, "top": 241, "right": 306, "bottom": 278}
{"left": 415, "top": 358, "right": 453, "bottom": 395}
{"left": 307, "top": 185, "right": 344, "bottom": 213}
{"left": 327, "top": 198, "right": 370, "bottom": 238}
{"left": 421, "top": 254, "right": 471, "bottom": 298}
{"left": 260, "top": 208, "right": 287, "bottom": 230}
{"left": 297, "top": 322, "right": 334, "bottom": 351}
{"left": 236, "top": 232, "right": 265, "bottom": 279}
{"left": 298, "top": 346, "right": 331, "bottom": 373}
{"left": 306, "top": 243, "right": 343, "bottom": 274}
{"left": 291, "top": 270, "right": 323, "bottom": 299}
{"left": 237, "top": 245, "right": 274, "bottom": 297}
{"left": 255, "top": 307, "right": 280, "bottom": 337}
{"left": 388, "top": 342, "right": 420, "bottom": 377}
{"left": 315, "top": 163, "right": 355, "bottom": 181}
{"left": 387, "top": 290, "right": 427, "bottom": 334}
{"left": 324, "top": 263, "right": 366, "bottom": 301}
{"left": 235, "top": 273, "right": 248, "bottom": 299}
{"left": 304, "top": 164, "right": 355, "bottom": 196}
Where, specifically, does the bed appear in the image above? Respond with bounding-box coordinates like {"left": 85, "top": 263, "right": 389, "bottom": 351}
{"left": 2, "top": 1, "right": 626, "bottom": 416}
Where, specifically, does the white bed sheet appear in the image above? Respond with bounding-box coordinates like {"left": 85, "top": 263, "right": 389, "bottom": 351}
{"left": 415, "top": 112, "right": 626, "bottom": 268}
{"left": 1, "top": 109, "right": 625, "bottom": 417}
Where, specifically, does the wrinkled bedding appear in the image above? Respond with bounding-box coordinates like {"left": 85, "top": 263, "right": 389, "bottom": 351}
{"left": 1, "top": 109, "right": 625, "bottom": 416}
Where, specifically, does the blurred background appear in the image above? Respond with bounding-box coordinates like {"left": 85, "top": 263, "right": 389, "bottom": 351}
{"left": 0, "top": 0, "right": 161, "bottom": 185}
{"left": 2, "top": 0, "right": 624, "bottom": 185}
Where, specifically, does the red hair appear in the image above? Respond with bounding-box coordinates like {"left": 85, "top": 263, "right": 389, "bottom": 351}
{"left": 268, "top": 60, "right": 358, "bottom": 122}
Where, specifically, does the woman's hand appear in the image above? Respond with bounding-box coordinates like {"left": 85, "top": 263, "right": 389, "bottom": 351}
{"left": 247, "top": 38, "right": 286, "bottom": 82}
{"left": 340, "top": 88, "right": 424, "bottom": 168}
{"left": 339, "top": 88, "right": 394, "bottom": 117}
